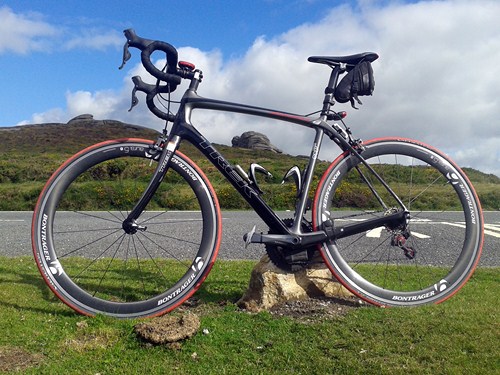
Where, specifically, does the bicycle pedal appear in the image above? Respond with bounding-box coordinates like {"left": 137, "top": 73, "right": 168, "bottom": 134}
{"left": 244, "top": 225, "right": 257, "bottom": 248}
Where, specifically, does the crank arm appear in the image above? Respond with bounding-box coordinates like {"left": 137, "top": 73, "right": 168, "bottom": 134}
{"left": 243, "top": 231, "right": 328, "bottom": 249}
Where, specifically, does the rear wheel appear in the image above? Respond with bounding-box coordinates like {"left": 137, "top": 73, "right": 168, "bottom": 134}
{"left": 32, "top": 139, "right": 221, "bottom": 318}
{"left": 313, "top": 138, "right": 483, "bottom": 306}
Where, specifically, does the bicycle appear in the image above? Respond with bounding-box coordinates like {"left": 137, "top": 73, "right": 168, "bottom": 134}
{"left": 32, "top": 29, "right": 484, "bottom": 318}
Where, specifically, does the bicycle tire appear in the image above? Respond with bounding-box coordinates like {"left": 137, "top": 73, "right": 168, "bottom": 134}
{"left": 32, "top": 138, "right": 221, "bottom": 318}
{"left": 313, "top": 138, "right": 483, "bottom": 307}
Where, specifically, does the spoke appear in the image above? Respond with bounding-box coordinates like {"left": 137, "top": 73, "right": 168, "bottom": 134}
{"left": 59, "top": 228, "right": 123, "bottom": 258}
{"left": 412, "top": 210, "right": 465, "bottom": 224}
{"left": 138, "top": 197, "right": 200, "bottom": 226}
{"left": 134, "top": 234, "right": 168, "bottom": 280}
{"left": 93, "top": 233, "right": 127, "bottom": 297}
{"left": 407, "top": 174, "right": 444, "bottom": 207}
{"left": 131, "top": 235, "right": 146, "bottom": 293}
{"left": 121, "top": 235, "right": 132, "bottom": 295}
{"left": 351, "top": 235, "right": 392, "bottom": 269}
{"left": 383, "top": 245, "right": 393, "bottom": 289}
{"left": 365, "top": 237, "right": 396, "bottom": 290}
{"left": 338, "top": 231, "right": 369, "bottom": 252}
{"left": 407, "top": 235, "right": 431, "bottom": 267}
{"left": 144, "top": 228, "right": 201, "bottom": 247}
{"left": 332, "top": 209, "right": 386, "bottom": 221}
{"left": 54, "top": 227, "right": 120, "bottom": 234}
{"left": 138, "top": 231, "right": 193, "bottom": 267}
{"left": 139, "top": 210, "right": 172, "bottom": 225}
{"left": 107, "top": 210, "right": 126, "bottom": 223}
{"left": 73, "top": 232, "right": 126, "bottom": 280}
{"left": 145, "top": 218, "right": 203, "bottom": 225}
{"left": 66, "top": 210, "right": 123, "bottom": 224}
{"left": 407, "top": 157, "right": 415, "bottom": 210}
{"left": 412, "top": 253, "right": 423, "bottom": 290}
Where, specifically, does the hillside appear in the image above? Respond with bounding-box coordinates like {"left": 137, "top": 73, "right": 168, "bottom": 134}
{"left": 0, "top": 117, "right": 498, "bottom": 210}
{"left": 0, "top": 116, "right": 312, "bottom": 182}
{"left": 0, "top": 117, "right": 318, "bottom": 210}
{"left": 0, "top": 116, "right": 160, "bottom": 154}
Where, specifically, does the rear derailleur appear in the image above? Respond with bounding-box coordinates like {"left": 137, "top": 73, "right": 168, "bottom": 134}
{"left": 391, "top": 230, "right": 416, "bottom": 260}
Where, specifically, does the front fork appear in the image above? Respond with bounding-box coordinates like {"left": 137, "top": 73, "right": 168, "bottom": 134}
{"left": 122, "top": 135, "right": 181, "bottom": 233}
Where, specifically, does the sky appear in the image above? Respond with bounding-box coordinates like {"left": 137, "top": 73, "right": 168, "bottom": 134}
{"left": 1, "top": 0, "right": 499, "bottom": 177}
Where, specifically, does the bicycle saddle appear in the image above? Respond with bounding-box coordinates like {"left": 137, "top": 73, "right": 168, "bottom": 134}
{"left": 308, "top": 52, "right": 378, "bottom": 66}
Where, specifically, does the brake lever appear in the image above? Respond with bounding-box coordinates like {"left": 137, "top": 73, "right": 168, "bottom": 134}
{"left": 128, "top": 75, "right": 172, "bottom": 112}
{"left": 118, "top": 28, "right": 155, "bottom": 70}
{"left": 128, "top": 76, "right": 152, "bottom": 112}
{"left": 128, "top": 84, "right": 139, "bottom": 112}
{"left": 119, "top": 41, "right": 131, "bottom": 70}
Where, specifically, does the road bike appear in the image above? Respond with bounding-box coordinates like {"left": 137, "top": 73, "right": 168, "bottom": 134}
{"left": 32, "top": 29, "right": 484, "bottom": 318}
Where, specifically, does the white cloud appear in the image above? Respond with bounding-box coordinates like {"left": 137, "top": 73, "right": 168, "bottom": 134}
{"left": 0, "top": 6, "right": 123, "bottom": 54}
{"left": 63, "top": 29, "right": 123, "bottom": 51}
{"left": 26, "top": 0, "right": 500, "bottom": 176}
{"left": 0, "top": 6, "right": 57, "bottom": 54}
{"left": 448, "top": 138, "right": 500, "bottom": 177}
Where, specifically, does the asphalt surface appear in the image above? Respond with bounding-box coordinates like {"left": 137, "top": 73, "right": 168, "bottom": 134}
{"left": 2, "top": 211, "right": 499, "bottom": 267}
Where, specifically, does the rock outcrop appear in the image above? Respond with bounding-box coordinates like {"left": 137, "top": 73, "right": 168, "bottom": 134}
{"left": 232, "top": 131, "right": 282, "bottom": 153}
{"left": 237, "top": 255, "right": 353, "bottom": 312}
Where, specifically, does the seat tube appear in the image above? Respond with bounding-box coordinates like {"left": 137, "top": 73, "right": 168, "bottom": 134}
{"left": 291, "top": 128, "right": 324, "bottom": 233}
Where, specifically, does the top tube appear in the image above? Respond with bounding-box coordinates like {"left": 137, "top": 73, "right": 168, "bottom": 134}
{"left": 181, "top": 90, "right": 315, "bottom": 127}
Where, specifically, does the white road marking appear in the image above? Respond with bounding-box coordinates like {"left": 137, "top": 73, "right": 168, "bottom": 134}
{"left": 484, "top": 224, "right": 500, "bottom": 238}
{"left": 409, "top": 231, "right": 431, "bottom": 239}
{"left": 365, "top": 226, "right": 430, "bottom": 239}
{"left": 366, "top": 227, "right": 383, "bottom": 237}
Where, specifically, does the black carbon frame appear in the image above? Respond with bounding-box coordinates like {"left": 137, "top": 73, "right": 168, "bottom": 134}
{"left": 125, "top": 87, "right": 408, "bottom": 248}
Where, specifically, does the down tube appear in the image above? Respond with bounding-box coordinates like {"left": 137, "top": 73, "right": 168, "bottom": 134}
{"left": 186, "top": 133, "right": 290, "bottom": 234}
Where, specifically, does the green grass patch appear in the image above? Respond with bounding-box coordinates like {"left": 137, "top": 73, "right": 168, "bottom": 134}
{"left": 0, "top": 256, "right": 498, "bottom": 374}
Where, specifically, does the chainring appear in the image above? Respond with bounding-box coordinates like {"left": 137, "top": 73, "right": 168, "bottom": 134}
{"left": 265, "top": 218, "right": 317, "bottom": 272}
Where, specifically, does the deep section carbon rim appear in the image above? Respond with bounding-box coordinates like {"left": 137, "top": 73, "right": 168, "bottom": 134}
{"left": 32, "top": 139, "right": 221, "bottom": 318}
{"left": 314, "top": 138, "right": 483, "bottom": 306}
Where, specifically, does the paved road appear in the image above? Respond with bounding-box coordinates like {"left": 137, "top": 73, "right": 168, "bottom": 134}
{"left": 1, "top": 211, "right": 499, "bottom": 266}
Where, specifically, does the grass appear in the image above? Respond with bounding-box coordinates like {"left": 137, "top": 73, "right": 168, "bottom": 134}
{"left": 0, "top": 256, "right": 498, "bottom": 374}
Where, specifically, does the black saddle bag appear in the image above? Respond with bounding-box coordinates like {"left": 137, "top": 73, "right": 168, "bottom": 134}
{"left": 334, "top": 60, "right": 375, "bottom": 108}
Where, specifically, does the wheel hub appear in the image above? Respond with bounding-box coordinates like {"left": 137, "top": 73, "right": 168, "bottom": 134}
{"left": 122, "top": 219, "right": 147, "bottom": 234}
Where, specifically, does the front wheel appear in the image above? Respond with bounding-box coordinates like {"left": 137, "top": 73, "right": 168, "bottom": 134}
{"left": 313, "top": 138, "right": 483, "bottom": 307}
{"left": 32, "top": 139, "right": 221, "bottom": 318}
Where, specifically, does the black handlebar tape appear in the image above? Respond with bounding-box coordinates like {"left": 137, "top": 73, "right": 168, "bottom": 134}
{"left": 124, "top": 29, "right": 154, "bottom": 51}
{"left": 124, "top": 29, "right": 181, "bottom": 86}
{"left": 141, "top": 42, "right": 181, "bottom": 85}
{"left": 146, "top": 93, "right": 176, "bottom": 122}
{"left": 131, "top": 75, "right": 173, "bottom": 94}
{"left": 131, "top": 76, "right": 176, "bottom": 121}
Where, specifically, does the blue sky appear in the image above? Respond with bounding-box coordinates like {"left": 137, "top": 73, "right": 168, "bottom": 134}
{"left": 1, "top": 0, "right": 499, "bottom": 176}
{"left": 1, "top": 0, "right": 352, "bottom": 125}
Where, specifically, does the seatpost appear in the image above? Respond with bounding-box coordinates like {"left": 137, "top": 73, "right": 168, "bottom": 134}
{"left": 320, "top": 65, "right": 343, "bottom": 118}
